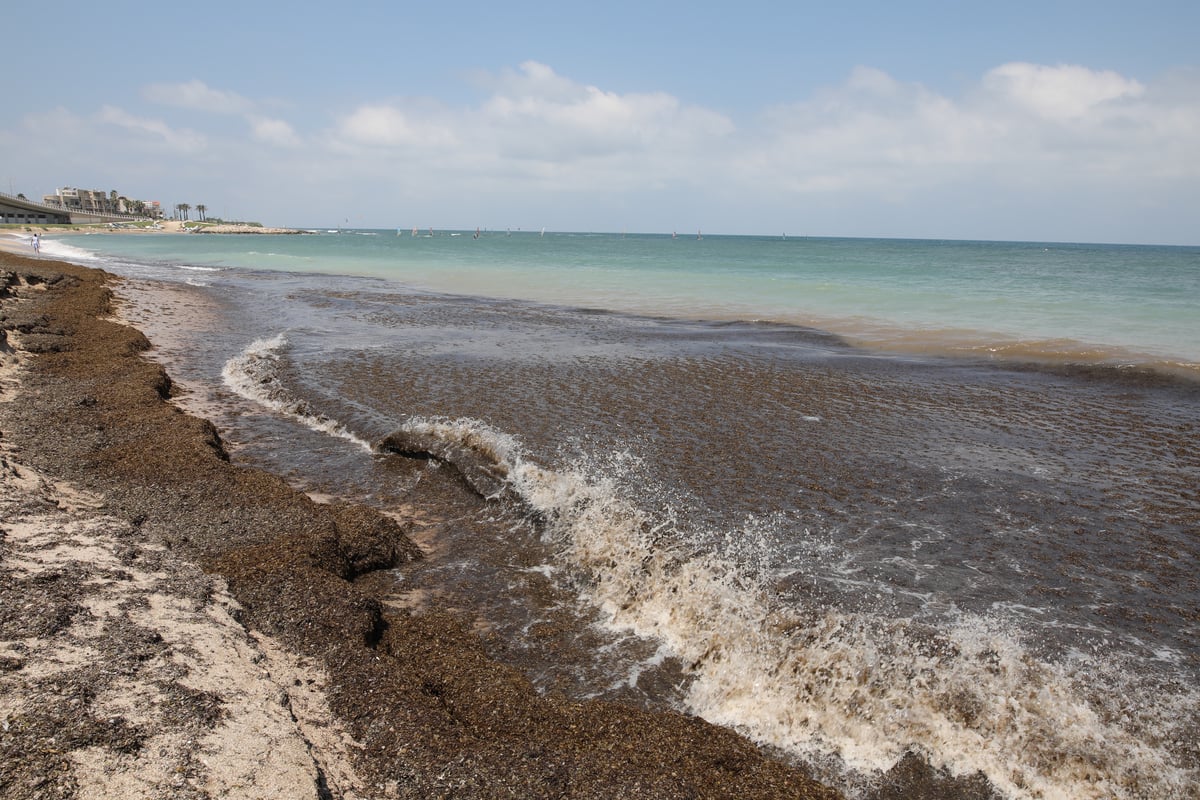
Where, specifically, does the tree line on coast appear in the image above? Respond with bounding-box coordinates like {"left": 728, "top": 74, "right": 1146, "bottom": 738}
{"left": 172, "top": 203, "right": 208, "bottom": 221}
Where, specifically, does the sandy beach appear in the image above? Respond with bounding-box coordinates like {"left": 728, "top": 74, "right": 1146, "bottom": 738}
{"left": 0, "top": 222, "right": 301, "bottom": 247}
{"left": 0, "top": 252, "right": 883, "bottom": 798}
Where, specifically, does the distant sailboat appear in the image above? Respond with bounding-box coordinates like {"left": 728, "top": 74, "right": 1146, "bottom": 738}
{"left": 473, "top": 227, "right": 480, "bottom": 240}
{"left": 411, "top": 227, "right": 418, "bottom": 237}
{"left": 697, "top": 229, "right": 703, "bottom": 240}
{"left": 540, "top": 227, "right": 545, "bottom": 238}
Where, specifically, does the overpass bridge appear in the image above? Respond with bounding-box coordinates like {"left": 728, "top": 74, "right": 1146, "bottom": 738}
{"left": 0, "top": 192, "right": 148, "bottom": 225}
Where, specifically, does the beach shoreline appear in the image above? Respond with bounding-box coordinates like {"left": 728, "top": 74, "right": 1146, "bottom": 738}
{"left": 0, "top": 253, "right": 879, "bottom": 798}
{"left": 1, "top": 221, "right": 302, "bottom": 241}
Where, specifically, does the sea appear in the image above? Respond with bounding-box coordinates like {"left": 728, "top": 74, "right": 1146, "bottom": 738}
{"left": 38, "top": 230, "right": 1200, "bottom": 799}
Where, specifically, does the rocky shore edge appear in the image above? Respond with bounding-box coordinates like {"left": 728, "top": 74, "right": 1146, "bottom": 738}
{"left": 0, "top": 254, "right": 852, "bottom": 799}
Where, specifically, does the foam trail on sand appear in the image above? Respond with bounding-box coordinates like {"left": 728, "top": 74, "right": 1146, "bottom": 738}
{"left": 222, "top": 334, "right": 372, "bottom": 451}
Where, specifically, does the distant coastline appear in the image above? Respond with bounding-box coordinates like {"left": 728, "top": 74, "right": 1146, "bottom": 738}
{"left": 0, "top": 222, "right": 303, "bottom": 259}
{"left": 90, "top": 220, "right": 304, "bottom": 235}
{"left": 1, "top": 219, "right": 303, "bottom": 237}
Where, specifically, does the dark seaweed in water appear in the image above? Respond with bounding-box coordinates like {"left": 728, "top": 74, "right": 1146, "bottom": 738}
{"left": 106, "top": 262, "right": 1200, "bottom": 799}
{"left": 376, "top": 428, "right": 511, "bottom": 498}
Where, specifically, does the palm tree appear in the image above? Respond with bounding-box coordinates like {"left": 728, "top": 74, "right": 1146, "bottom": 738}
{"left": 179, "top": 203, "right": 191, "bottom": 221}
{"left": 196, "top": 204, "right": 207, "bottom": 222}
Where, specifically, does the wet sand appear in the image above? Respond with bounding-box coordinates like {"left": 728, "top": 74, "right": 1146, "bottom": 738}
{"left": 0, "top": 253, "right": 882, "bottom": 798}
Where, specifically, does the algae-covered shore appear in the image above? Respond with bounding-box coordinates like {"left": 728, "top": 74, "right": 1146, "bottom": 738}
{"left": 0, "top": 253, "right": 860, "bottom": 799}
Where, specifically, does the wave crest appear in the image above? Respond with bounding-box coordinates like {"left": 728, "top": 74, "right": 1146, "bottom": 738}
{"left": 221, "top": 334, "right": 372, "bottom": 450}
{"left": 374, "top": 416, "right": 1200, "bottom": 799}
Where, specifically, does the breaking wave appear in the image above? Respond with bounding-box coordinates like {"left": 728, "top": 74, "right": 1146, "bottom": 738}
{"left": 221, "top": 334, "right": 372, "bottom": 451}
{"left": 35, "top": 238, "right": 103, "bottom": 262}
{"left": 220, "top": 350, "right": 1199, "bottom": 799}
{"left": 379, "top": 415, "right": 1200, "bottom": 800}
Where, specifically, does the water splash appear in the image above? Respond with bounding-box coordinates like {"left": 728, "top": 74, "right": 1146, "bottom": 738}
{"left": 377, "top": 415, "right": 1200, "bottom": 799}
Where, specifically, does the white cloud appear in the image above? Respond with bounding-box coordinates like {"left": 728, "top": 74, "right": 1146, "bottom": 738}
{"left": 249, "top": 115, "right": 301, "bottom": 147}
{"left": 481, "top": 61, "right": 734, "bottom": 154}
{"left": 480, "top": 77, "right": 732, "bottom": 159}
{"left": 472, "top": 59, "right": 583, "bottom": 103}
{"left": 740, "top": 61, "right": 1200, "bottom": 202}
{"left": 142, "top": 79, "right": 307, "bottom": 151}
{"left": 335, "top": 104, "right": 456, "bottom": 149}
{"left": 9, "top": 61, "right": 1195, "bottom": 241}
{"left": 980, "top": 62, "right": 1144, "bottom": 121}
{"left": 286, "top": 60, "right": 1200, "bottom": 238}
{"left": 743, "top": 67, "right": 980, "bottom": 194}
{"left": 143, "top": 79, "right": 254, "bottom": 115}
{"left": 96, "top": 105, "right": 207, "bottom": 152}
{"left": 325, "top": 61, "right": 734, "bottom": 195}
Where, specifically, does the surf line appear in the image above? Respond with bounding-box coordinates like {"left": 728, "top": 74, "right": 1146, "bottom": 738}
{"left": 221, "top": 333, "right": 373, "bottom": 451}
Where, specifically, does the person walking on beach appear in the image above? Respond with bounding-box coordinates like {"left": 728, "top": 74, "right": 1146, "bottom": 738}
{"left": 32, "top": 233, "right": 39, "bottom": 253}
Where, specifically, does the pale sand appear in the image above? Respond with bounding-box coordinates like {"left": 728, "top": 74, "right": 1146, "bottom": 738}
{"left": 0, "top": 221, "right": 301, "bottom": 247}
{"left": 0, "top": 332, "right": 369, "bottom": 799}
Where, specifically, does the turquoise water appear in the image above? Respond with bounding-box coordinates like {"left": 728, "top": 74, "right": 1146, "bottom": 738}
{"left": 57, "top": 230, "right": 1200, "bottom": 371}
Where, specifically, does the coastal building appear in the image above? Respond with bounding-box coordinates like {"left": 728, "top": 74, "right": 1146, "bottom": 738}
{"left": 40, "top": 187, "right": 163, "bottom": 219}
{"left": 1, "top": 189, "right": 158, "bottom": 225}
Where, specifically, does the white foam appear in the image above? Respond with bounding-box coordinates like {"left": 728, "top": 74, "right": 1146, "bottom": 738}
{"left": 384, "top": 418, "right": 1199, "bottom": 800}
{"left": 221, "top": 334, "right": 372, "bottom": 451}
{"left": 396, "top": 415, "right": 523, "bottom": 469}
{"left": 36, "top": 238, "right": 103, "bottom": 262}
{"left": 218, "top": 394, "right": 1198, "bottom": 799}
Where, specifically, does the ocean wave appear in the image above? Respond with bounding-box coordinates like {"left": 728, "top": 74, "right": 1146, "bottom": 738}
{"left": 36, "top": 238, "right": 103, "bottom": 262}
{"left": 373, "top": 415, "right": 1199, "bottom": 800}
{"left": 221, "top": 334, "right": 373, "bottom": 451}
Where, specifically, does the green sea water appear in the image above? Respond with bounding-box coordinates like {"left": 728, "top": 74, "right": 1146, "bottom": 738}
{"left": 56, "top": 230, "right": 1200, "bottom": 373}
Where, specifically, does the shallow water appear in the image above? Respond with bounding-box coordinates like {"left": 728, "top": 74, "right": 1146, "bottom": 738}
{"left": 50, "top": 233, "right": 1200, "bottom": 799}
{"left": 53, "top": 231, "right": 1200, "bottom": 373}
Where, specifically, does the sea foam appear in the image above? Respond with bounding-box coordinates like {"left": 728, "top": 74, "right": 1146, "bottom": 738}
{"left": 221, "top": 334, "right": 373, "bottom": 451}
{"left": 222, "top": 365, "right": 1200, "bottom": 799}
{"left": 377, "top": 415, "right": 1200, "bottom": 800}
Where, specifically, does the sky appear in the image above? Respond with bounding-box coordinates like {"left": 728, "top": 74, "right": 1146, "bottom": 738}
{"left": 3, "top": 0, "right": 1198, "bottom": 244}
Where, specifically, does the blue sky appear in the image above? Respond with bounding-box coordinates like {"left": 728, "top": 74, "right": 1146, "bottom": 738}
{"left": 3, "top": 0, "right": 1198, "bottom": 243}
